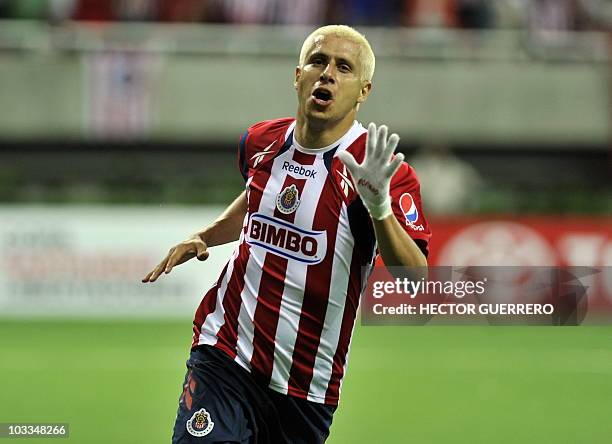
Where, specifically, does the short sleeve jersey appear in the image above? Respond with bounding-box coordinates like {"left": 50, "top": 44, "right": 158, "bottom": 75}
{"left": 192, "top": 118, "right": 431, "bottom": 405}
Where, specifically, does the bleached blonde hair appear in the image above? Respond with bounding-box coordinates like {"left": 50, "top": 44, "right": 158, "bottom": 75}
{"left": 298, "top": 25, "right": 375, "bottom": 82}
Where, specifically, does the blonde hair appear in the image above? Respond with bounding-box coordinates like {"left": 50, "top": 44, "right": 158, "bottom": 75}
{"left": 298, "top": 25, "right": 375, "bottom": 82}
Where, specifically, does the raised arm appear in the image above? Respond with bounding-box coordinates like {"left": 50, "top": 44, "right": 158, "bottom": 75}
{"left": 337, "top": 123, "right": 427, "bottom": 269}
{"left": 142, "top": 191, "right": 248, "bottom": 283}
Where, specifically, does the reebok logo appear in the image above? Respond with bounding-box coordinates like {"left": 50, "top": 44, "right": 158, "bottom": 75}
{"left": 282, "top": 162, "right": 317, "bottom": 179}
{"left": 338, "top": 165, "right": 354, "bottom": 197}
{"left": 251, "top": 142, "right": 275, "bottom": 167}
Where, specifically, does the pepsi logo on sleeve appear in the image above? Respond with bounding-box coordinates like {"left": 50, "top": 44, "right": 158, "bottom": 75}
{"left": 399, "top": 193, "right": 425, "bottom": 231}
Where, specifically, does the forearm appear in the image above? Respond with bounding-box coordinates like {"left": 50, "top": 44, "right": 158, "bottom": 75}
{"left": 372, "top": 214, "right": 427, "bottom": 268}
{"left": 195, "top": 191, "right": 248, "bottom": 247}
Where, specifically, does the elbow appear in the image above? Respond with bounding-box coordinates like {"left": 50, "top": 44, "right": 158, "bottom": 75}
{"left": 402, "top": 248, "right": 428, "bottom": 269}
{"left": 406, "top": 256, "right": 428, "bottom": 281}
{"left": 385, "top": 253, "right": 428, "bottom": 280}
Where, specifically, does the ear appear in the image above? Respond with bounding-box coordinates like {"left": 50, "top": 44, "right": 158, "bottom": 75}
{"left": 357, "top": 81, "right": 372, "bottom": 104}
{"left": 294, "top": 66, "right": 301, "bottom": 90}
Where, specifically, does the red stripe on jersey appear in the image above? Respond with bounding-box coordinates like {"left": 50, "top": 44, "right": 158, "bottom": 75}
{"left": 324, "top": 245, "right": 363, "bottom": 404}
{"left": 247, "top": 150, "right": 276, "bottom": 213}
{"left": 214, "top": 151, "right": 276, "bottom": 358}
{"left": 286, "top": 175, "right": 342, "bottom": 398}
{"left": 292, "top": 150, "right": 316, "bottom": 165}
{"left": 191, "top": 262, "right": 229, "bottom": 348}
{"left": 213, "top": 241, "right": 252, "bottom": 359}
{"left": 250, "top": 169, "right": 309, "bottom": 383}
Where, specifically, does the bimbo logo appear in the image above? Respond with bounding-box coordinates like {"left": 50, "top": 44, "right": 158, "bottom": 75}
{"left": 246, "top": 213, "right": 327, "bottom": 264}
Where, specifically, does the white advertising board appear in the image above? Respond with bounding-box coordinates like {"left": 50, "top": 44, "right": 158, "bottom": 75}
{"left": 0, "top": 205, "right": 237, "bottom": 318}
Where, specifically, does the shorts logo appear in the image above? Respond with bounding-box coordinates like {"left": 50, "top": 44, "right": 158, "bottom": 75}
{"left": 399, "top": 192, "right": 425, "bottom": 231}
{"left": 186, "top": 408, "right": 214, "bottom": 437}
{"left": 276, "top": 184, "right": 301, "bottom": 214}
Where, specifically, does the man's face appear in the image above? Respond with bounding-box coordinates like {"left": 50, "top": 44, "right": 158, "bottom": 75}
{"left": 295, "top": 34, "right": 371, "bottom": 125}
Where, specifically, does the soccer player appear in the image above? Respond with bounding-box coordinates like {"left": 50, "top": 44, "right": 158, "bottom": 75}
{"left": 142, "top": 25, "right": 431, "bottom": 443}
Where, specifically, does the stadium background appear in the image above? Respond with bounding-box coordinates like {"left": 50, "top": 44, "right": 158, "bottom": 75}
{"left": 0, "top": 1, "right": 611, "bottom": 443}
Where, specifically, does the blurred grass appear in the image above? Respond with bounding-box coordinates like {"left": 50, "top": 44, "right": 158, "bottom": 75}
{"left": 0, "top": 320, "right": 611, "bottom": 443}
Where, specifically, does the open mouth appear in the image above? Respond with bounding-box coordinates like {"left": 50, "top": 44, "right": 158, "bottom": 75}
{"left": 312, "top": 88, "right": 333, "bottom": 106}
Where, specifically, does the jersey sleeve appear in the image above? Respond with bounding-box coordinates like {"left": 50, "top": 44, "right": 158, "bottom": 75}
{"left": 236, "top": 118, "right": 295, "bottom": 182}
{"left": 237, "top": 130, "right": 250, "bottom": 181}
{"left": 389, "top": 161, "right": 432, "bottom": 257}
{"left": 237, "top": 121, "right": 271, "bottom": 182}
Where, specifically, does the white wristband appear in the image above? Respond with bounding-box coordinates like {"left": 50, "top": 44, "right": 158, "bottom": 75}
{"left": 367, "top": 197, "right": 393, "bottom": 221}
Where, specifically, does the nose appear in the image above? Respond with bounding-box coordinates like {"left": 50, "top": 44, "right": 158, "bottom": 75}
{"left": 320, "top": 63, "right": 336, "bottom": 84}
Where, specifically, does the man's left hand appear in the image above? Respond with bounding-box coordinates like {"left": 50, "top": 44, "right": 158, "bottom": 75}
{"left": 337, "top": 122, "right": 404, "bottom": 220}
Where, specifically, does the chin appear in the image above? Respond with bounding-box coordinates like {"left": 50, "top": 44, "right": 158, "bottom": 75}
{"left": 306, "top": 113, "right": 336, "bottom": 128}
{"left": 305, "top": 107, "right": 332, "bottom": 120}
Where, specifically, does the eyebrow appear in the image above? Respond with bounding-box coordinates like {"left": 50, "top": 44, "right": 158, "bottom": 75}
{"left": 308, "top": 52, "right": 354, "bottom": 68}
{"left": 307, "top": 51, "right": 327, "bottom": 61}
{"left": 336, "top": 57, "right": 353, "bottom": 68}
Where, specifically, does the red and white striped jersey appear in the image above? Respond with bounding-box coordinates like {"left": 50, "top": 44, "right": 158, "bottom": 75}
{"left": 192, "top": 118, "right": 431, "bottom": 405}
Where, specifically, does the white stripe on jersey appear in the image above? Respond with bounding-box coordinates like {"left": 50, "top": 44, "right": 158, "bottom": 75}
{"left": 234, "top": 145, "right": 295, "bottom": 369}
{"left": 332, "top": 121, "right": 366, "bottom": 156}
{"left": 307, "top": 202, "right": 354, "bottom": 402}
{"left": 234, "top": 245, "right": 266, "bottom": 371}
{"left": 269, "top": 151, "right": 329, "bottom": 394}
{"left": 198, "top": 246, "right": 240, "bottom": 346}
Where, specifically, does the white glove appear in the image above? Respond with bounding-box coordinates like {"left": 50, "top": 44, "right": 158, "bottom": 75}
{"left": 337, "top": 123, "right": 404, "bottom": 220}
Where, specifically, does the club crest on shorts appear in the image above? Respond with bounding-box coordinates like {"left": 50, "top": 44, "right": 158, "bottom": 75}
{"left": 186, "top": 408, "right": 214, "bottom": 437}
{"left": 276, "top": 184, "right": 301, "bottom": 214}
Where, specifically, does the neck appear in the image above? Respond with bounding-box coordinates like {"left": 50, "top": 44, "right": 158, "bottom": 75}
{"left": 294, "top": 113, "right": 356, "bottom": 149}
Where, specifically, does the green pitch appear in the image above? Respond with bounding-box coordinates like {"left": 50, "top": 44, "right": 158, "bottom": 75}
{"left": 0, "top": 320, "right": 611, "bottom": 443}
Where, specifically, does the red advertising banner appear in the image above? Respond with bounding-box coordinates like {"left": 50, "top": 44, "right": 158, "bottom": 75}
{"left": 427, "top": 217, "right": 612, "bottom": 268}
{"left": 426, "top": 217, "right": 612, "bottom": 310}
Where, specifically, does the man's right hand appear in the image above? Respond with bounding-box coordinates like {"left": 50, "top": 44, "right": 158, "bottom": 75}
{"left": 141, "top": 236, "right": 209, "bottom": 283}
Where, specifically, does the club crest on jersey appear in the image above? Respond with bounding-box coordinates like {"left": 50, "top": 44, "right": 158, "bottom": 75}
{"left": 246, "top": 213, "right": 327, "bottom": 264}
{"left": 186, "top": 408, "right": 214, "bottom": 437}
{"left": 399, "top": 193, "right": 425, "bottom": 231}
{"left": 276, "top": 184, "right": 301, "bottom": 214}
